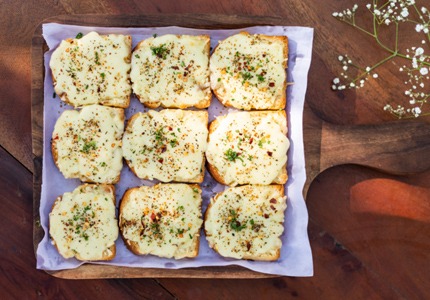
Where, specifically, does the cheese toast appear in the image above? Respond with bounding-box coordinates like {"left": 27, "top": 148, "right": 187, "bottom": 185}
{"left": 119, "top": 183, "right": 203, "bottom": 259}
{"left": 49, "top": 184, "right": 118, "bottom": 261}
{"left": 50, "top": 31, "right": 132, "bottom": 108}
{"left": 210, "top": 32, "right": 288, "bottom": 110}
{"left": 204, "top": 184, "right": 287, "bottom": 260}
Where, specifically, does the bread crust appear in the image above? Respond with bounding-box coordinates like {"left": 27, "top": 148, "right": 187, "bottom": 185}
{"left": 210, "top": 32, "right": 288, "bottom": 110}
{"left": 49, "top": 184, "right": 117, "bottom": 261}
{"left": 131, "top": 34, "right": 211, "bottom": 109}
{"left": 123, "top": 110, "right": 208, "bottom": 183}
{"left": 206, "top": 110, "right": 288, "bottom": 186}
{"left": 119, "top": 184, "right": 202, "bottom": 258}
{"left": 204, "top": 184, "right": 285, "bottom": 261}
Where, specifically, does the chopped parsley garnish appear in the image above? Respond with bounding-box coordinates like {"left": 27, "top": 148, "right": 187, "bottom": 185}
{"left": 241, "top": 71, "right": 253, "bottom": 82}
{"left": 82, "top": 141, "right": 97, "bottom": 153}
{"left": 224, "top": 148, "right": 243, "bottom": 162}
{"left": 155, "top": 128, "right": 164, "bottom": 144}
{"left": 95, "top": 51, "right": 101, "bottom": 65}
{"left": 257, "top": 74, "right": 265, "bottom": 82}
{"left": 135, "top": 54, "right": 140, "bottom": 59}
{"left": 75, "top": 32, "right": 83, "bottom": 39}
{"left": 151, "top": 44, "right": 169, "bottom": 59}
{"left": 153, "top": 33, "right": 158, "bottom": 38}
{"left": 169, "top": 139, "right": 178, "bottom": 148}
{"left": 229, "top": 209, "right": 246, "bottom": 232}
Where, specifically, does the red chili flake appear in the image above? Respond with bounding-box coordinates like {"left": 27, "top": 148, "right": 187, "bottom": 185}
{"left": 158, "top": 158, "right": 164, "bottom": 163}
{"left": 246, "top": 241, "right": 252, "bottom": 251}
{"left": 269, "top": 82, "right": 275, "bottom": 87}
{"left": 183, "top": 72, "right": 188, "bottom": 77}
{"left": 150, "top": 212, "right": 156, "bottom": 221}
{"left": 264, "top": 213, "right": 269, "bottom": 219}
{"left": 168, "top": 126, "right": 173, "bottom": 131}
{"left": 172, "top": 66, "right": 179, "bottom": 70}
{"left": 270, "top": 198, "right": 277, "bottom": 204}
{"left": 160, "top": 146, "right": 167, "bottom": 153}
{"left": 267, "top": 151, "right": 273, "bottom": 157}
{"left": 270, "top": 205, "right": 276, "bottom": 211}
{"left": 249, "top": 138, "right": 253, "bottom": 144}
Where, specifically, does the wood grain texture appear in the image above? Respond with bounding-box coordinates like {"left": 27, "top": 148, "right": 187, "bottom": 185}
{"left": 307, "top": 165, "right": 430, "bottom": 299}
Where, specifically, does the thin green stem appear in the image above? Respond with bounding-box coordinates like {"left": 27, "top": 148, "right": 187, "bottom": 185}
{"left": 351, "top": 53, "right": 397, "bottom": 83}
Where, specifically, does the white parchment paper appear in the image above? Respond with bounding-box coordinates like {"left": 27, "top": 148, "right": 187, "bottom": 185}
{"left": 37, "top": 23, "right": 314, "bottom": 277}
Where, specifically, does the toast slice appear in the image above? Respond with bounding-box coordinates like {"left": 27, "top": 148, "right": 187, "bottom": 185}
{"left": 51, "top": 104, "right": 124, "bottom": 184}
{"left": 210, "top": 32, "right": 288, "bottom": 110}
{"left": 122, "top": 109, "right": 208, "bottom": 183}
{"left": 130, "top": 34, "right": 211, "bottom": 108}
{"left": 204, "top": 184, "right": 287, "bottom": 260}
{"left": 49, "top": 184, "right": 118, "bottom": 261}
{"left": 50, "top": 31, "right": 132, "bottom": 108}
{"left": 119, "top": 183, "right": 203, "bottom": 259}
{"left": 206, "top": 111, "right": 289, "bottom": 186}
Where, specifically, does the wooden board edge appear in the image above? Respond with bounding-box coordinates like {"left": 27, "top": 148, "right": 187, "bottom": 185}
{"left": 31, "top": 19, "right": 46, "bottom": 257}
{"left": 31, "top": 14, "right": 291, "bottom": 279}
{"left": 45, "top": 264, "right": 278, "bottom": 279}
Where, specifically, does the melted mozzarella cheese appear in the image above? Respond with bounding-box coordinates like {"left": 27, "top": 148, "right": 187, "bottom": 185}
{"left": 49, "top": 184, "right": 118, "bottom": 260}
{"left": 119, "top": 184, "right": 203, "bottom": 259}
{"left": 52, "top": 104, "right": 124, "bottom": 184}
{"left": 206, "top": 111, "right": 289, "bottom": 186}
{"left": 50, "top": 31, "right": 132, "bottom": 107}
{"left": 122, "top": 109, "right": 208, "bottom": 182}
{"left": 204, "top": 185, "right": 287, "bottom": 260}
{"left": 210, "top": 32, "right": 287, "bottom": 110}
{"left": 131, "top": 34, "right": 211, "bottom": 108}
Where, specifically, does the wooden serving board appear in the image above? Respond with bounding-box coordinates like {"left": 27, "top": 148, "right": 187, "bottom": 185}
{"left": 31, "top": 14, "right": 430, "bottom": 279}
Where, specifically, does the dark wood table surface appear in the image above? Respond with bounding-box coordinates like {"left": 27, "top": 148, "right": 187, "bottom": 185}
{"left": 2, "top": 0, "right": 430, "bottom": 299}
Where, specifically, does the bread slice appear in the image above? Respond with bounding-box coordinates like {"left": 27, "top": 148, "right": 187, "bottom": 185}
{"left": 205, "top": 111, "right": 289, "bottom": 186}
{"left": 130, "top": 34, "right": 211, "bottom": 109}
{"left": 119, "top": 183, "right": 203, "bottom": 259}
{"left": 51, "top": 104, "right": 124, "bottom": 184}
{"left": 210, "top": 31, "right": 288, "bottom": 110}
{"left": 50, "top": 31, "right": 132, "bottom": 108}
{"left": 204, "top": 184, "right": 287, "bottom": 260}
{"left": 49, "top": 184, "right": 118, "bottom": 261}
{"left": 122, "top": 109, "right": 208, "bottom": 183}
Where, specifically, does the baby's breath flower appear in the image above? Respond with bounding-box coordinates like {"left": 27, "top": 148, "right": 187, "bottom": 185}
{"left": 331, "top": 0, "right": 430, "bottom": 118}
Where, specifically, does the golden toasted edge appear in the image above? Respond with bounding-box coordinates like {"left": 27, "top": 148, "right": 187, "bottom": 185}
{"left": 204, "top": 184, "right": 284, "bottom": 261}
{"left": 119, "top": 184, "right": 203, "bottom": 258}
{"left": 123, "top": 110, "right": 208, "bottom": 183}
{"left": 49, "top": 184, "right": 117, "bottom": 261}
{"left": 132, "top": 35, "right": 211, "bottom": 109}
{"left": 51, "top": 34, "right": 132, "bottom": 109}
{"left": 211, "top": 32, "right": 288, "bottom": 110}
{"left": 118, "top": 186, "right": 142, "bottom": 255}
{"left": 207, "top": 111, "right": 288, "bottom": 185}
